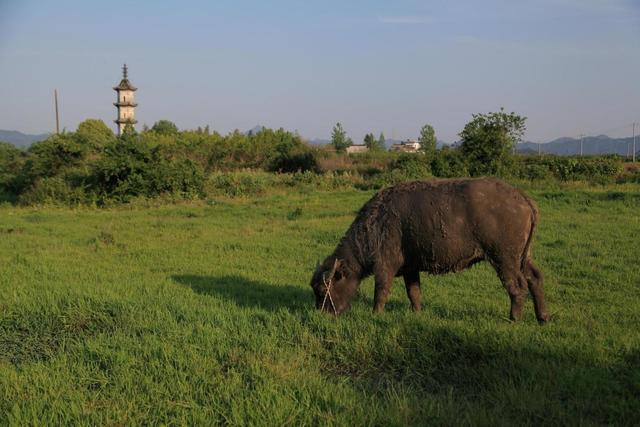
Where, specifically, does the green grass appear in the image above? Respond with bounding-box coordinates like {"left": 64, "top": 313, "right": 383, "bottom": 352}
{"left": 1, "top": 184, "right": 639, "bottom": 425}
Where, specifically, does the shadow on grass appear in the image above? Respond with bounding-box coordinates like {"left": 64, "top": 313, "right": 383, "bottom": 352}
{"left": 172, "top": 274, "right": 312, "bottom": 311}
{"left": 319, "top": 322, "right": 639, "bottom": 424}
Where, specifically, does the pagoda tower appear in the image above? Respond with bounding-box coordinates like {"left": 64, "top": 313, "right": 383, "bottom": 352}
{"left": 113, "top": 64, "right": 138, "bottom": 136}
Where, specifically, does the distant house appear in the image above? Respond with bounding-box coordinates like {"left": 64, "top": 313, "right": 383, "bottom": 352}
{"left": 346, "top": 144, "right": 369, "bottom": 154}
{"left": 390, "top": 139, "right": 421, "bottom": 153}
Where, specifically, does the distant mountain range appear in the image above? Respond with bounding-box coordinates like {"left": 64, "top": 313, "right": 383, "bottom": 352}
{"left": 1, "top": 128, "right": 637, "bottom": 157}
{"left": 311, "top": 134, "right": 638, "bottom": 156}
{"left": 0, "top": 130, "right": 49, "bottom": 148}
{"left": 516, "top": 135, "right": 638, "bottom": 156}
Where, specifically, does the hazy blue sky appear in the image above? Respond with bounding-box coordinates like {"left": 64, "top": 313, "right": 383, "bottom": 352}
{"left": 1, "top": 0, "right": 639, "bottom": 142}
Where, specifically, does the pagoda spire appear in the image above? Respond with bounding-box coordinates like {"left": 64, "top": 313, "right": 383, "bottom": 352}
{"left": 123, "top": 63, "right": 128, "bottom": 79}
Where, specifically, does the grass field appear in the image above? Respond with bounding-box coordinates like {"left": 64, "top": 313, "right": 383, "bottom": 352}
{"left": 1, "top": 183, "right": 639, "bottom": 425}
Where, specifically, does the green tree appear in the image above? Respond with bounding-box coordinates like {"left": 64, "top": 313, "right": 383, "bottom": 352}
{"left": 364, "top": 132, "right": 385, "bottom": 151}
{"left": 0, "top": 142, "right": 25, "bottom": 200}
{"left": 75, "top": 119, "right": 115, "bottom": 149}
{"left": 151, "top": 120, "right": 179, "bottom": 135}
{"left": 418, "top": 124, "right": 437, "bottom": 156}
{"left": 24, "top": 134, "right": 86, "bottom": 180}
{"left": 378, "top": 132, "right": 386, "bottom": 150}
{"left": 459, "top": 109, "right": 526, "bottom": 176}
{"left": 121, "top": 124, "right": 139, "bottom": 140}
{"left": 331, "top": 123, "right": 351, "bottom": 152}
{"left": 363, "top": 133, "right": 375, "bottom": 150}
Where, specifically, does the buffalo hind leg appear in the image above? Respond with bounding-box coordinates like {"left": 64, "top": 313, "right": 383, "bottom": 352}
{"left": 505, "top": 272, "right": 529, "bottom": 321}
{"left": 373, "top": 269, "right": 394, "bottom": 313}
{"left": 403, "top": 270, "right": 422, "bottom": 312}
{"left": 524, "top": 259, "right": 550, "bottom": 324}
{"left": 492, "top": 260, "right": 529, "bottom": 321}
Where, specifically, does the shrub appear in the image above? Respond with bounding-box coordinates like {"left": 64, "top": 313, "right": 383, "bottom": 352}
{"left": 430, "top": 148, "right": 469, "bottom": 178}
{"left": 573, "top": 158, "right": 621, "bottom": 182}
{"left": 516, "top": 156, "right": 623, "bottom": 182}
{"left": 19, "top": 134, "right": 87, "bottom": 189}
{"left": 390, "top": 153, "right": 431, "bottom": 179}
{"left": 0, "top": 142, "right": 25, "bottom": 200}
{"left": 315, "top": 171, "right": 362, "bottom": 191}
{"left": 92, "top": 139, "right": 154, "bottom": 200}
{"left": 546, "top": 157, "right": 622, "bottom": 181}
{"left": 149, "top": 159, "right": 205, "bottom": 197}
{"left": 518, "top": 163, "right": 551, "bottom": 181}
{"left": 92, "top": 139, "right": 205, "bottom": 201}
{"left": 316, "top": 153, "right": 354, "bottom": 173}
{"left": 18, "top": 176, "right": 91, "bottom": 205}
{"left": 206, "top": 171, "right": 272, "bottom": 197}
{"left": 269, "top": 150, "right": 319, "bottom": 173}
{"left": 288, "top": 170, "right": 318, "bottom": 187}
{"left": 617, "top": 165, "right": 640, "bottom": 183}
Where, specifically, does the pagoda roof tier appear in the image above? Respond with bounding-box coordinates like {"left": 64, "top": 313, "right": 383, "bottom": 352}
{"left": 115, "top": 118, "right": 138, "bottom": 124}
{"left": 114, "top": 101, "right": 138, "bottom": 107}
{"left": 113, "top": 79, "right": 137, "bottom": 91}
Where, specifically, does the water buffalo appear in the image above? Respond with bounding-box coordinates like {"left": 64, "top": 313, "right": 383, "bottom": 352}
{"left": 310, "top": 178, "right": 550, "bottom": 323}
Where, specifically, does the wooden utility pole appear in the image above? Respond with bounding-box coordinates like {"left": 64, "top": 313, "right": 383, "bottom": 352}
{"left": 579, "top": 134, "right": 584, "bottom": 156}
{"left": 54, "top": 89, "right": 60, "bottom": 134}
{"left": 633, "top": 122, "right": 636, "bottom": 163}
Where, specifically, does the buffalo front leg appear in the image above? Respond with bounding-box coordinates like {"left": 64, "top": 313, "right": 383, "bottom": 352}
{"left": 373, "top": 269, "right": 394, "bottom": 313}
{"left": 403, "top": 270, "right": 422, "bottom": 312}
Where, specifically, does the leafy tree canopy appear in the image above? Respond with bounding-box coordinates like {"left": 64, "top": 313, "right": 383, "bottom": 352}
{"left": 331, "top": 123, "right": 351, "bottom": 152}
{"left": 0, "top": 142, "right": 25, "bottom": 192}
{"left": 75, "top": 119, "right": 115, "bottom": 148}
{"left": 418, "top": 124, "right": 436, "bottom": 156}
{"left": 364, "top": 132, "right": 385, "bottom": 151}
{"left": 151, "top": 120, "right": 179, "bottom": 135}
{"left": 459, "top": 109, "right": 526, "bottom": 176}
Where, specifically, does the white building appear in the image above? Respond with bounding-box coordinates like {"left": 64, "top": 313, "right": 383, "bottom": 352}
{"left": 390, "top": 139, "right": 421, "bottom": 152}
{"left": 113, "top": 64, "right": 138, "bottom": 136}
{"left": 346, "top": 144, "right": 369, "bottom": 154}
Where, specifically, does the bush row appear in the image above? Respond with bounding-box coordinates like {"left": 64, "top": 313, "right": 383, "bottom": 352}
{"left": 0, "top": 119, "right": 634, "bottom": 205}
{"left": 0, "top": 122, "right": 321, "bottom": 205}
{"left": 514, "top": 156, "right": 624, "bottom": 182}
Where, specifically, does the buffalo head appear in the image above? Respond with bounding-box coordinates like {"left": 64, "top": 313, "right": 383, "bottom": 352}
{"left": 309, "top": 258, "right": 359, "bottom": 315}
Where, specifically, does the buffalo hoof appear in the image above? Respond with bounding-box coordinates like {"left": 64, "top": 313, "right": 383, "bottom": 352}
{"left": 537, "top": 313, "right": 552, "bottom": 325}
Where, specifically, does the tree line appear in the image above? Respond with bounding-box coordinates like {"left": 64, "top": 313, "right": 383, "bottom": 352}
{"left": 0, "top": 110, "right": 632, "bottom": 205}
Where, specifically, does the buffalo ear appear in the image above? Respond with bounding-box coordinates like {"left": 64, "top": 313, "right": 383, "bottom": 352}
{"left": 315, "top": 260, "right": 321, "bottom": 273}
